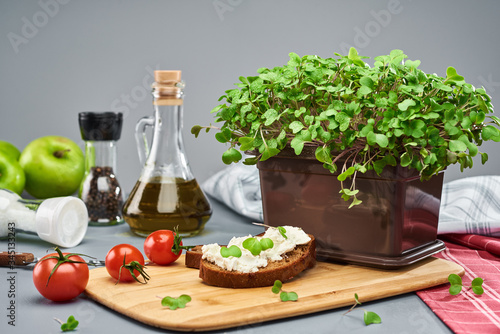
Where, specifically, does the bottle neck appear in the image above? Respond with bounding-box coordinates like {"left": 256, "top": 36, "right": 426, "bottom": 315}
{"left": 84, "top": 141, "right": 118, "bottom": 172}
{"left": 142, "top": 101, "right": 194, "bottom": 181}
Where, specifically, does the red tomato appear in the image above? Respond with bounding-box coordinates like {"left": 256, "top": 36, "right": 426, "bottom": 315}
{"left": 33, "top": 252, "right": 89, "bottom": 302}
{"left": 105, "top": 244, "right": 146, "bottom": 282}
{"left": 143, "top": 230, "right": 182, "bottom": 265}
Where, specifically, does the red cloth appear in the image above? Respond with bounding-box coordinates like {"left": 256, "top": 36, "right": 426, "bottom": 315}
{"left": 416, "top": 234, "right": 500, "bottom": 334}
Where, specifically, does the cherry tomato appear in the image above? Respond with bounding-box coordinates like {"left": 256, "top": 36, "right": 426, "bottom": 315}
{"left": 33, "top": 251, "right": 89, "bottom": 302}
{"left": 143, "top": 230, "right": 182, "bottom": 265}
{"left": 105, "top": 244, "right": 146, "bottom": 283}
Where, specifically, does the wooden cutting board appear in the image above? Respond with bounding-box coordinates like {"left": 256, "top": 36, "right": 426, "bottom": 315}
{"left": 85, "top": 255, "right": 463, "bottom": 332}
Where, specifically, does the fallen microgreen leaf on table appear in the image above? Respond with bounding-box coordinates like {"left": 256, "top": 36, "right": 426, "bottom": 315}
{"left": 280, "top": 291, "right": 298, "bottom": 302}
{"left": 448, "top": 274, "right": 484, "bottom": 295}
{"left": 158, "top": 294, "right": 192, "bottom": 310}
{"left": 343, "top": 293, "right": 381, "bottom": 326}
{"left": 272, "top": 280, "right": 298, "bottom": 302}
{"left": 54, "top": 315, "right": 79, "bottom": 332}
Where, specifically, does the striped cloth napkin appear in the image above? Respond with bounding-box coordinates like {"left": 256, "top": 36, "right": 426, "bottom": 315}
{"left": 417, "top": 176, "right": 500, "bottom": 333}
{"left": 416, "top": 234, "right": 500, "bottom": 333}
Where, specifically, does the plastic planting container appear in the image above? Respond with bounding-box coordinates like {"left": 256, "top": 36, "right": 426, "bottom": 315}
{"left": 257, "top": 148, "right": 445, "bottom": 268}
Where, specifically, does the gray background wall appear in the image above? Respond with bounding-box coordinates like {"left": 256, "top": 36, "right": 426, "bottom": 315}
{"left": 1, "top": 0, "right": 499, "bottom": 196}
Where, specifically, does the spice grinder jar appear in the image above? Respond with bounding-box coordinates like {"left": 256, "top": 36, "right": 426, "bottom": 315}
{"left": 78, "top": 112, "right": 124, "bottom": 226}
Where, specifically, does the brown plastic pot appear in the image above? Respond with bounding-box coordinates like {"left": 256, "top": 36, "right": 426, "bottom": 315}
{"left": 257, "top": 147, "right": 445, "bottom": 268}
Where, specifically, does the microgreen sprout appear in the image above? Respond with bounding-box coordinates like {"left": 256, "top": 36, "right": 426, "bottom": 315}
{"left": 243, "top": 237, "right": 274, "bottom": 256}
{"left": 272, "top": 280, "right": 298, "bottom": 302}
{"left": 220, "top": 245, "right": 242, "bottom": 258}
{"left": 158, "top": 294, "right": 192, "bottom": 310}
{"left": 194, "top": 48, "right": 500, "bottom": 208}
{"left": 54, "top": 315, "right": 78, "bottom": 332}
{"left": 251, "top": 222, "right": 288, "bottom": 239}
{"left": 117, "top": 253, "right": 150, "bottom": 285}
{"left": 343, "top": 293, "right": 381, "bottom": 326}
{"left": 448, "top": 274, "right": 484, "bottom": 295}
{"left": 277, "top": 226, "right": 288, "bottom": 239}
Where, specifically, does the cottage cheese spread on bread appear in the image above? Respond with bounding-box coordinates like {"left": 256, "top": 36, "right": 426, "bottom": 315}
{"left": 201, "top": 226, "right": 311, "bottom": 273}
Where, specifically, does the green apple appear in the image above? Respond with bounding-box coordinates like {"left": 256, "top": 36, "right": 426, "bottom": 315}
{"left": 0, "top": 140, "right": 21, "bottom": 161}
{"left": 19, "top": 136, "right": 85, "bottom": 199}
{"left": 0, "top": 153, "right": 25, "bottom": 195}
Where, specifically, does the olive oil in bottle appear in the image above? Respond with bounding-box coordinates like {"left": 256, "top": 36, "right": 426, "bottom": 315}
{"left": 123, "top": 71, "right": 212, "bottom": 237}
{"left": 123, "top": 177, "right": 211, "bottom": 237}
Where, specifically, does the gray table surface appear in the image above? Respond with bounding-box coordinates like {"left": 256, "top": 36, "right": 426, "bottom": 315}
{"left": 0, "top": 196, "right": 452, "bottom": 334}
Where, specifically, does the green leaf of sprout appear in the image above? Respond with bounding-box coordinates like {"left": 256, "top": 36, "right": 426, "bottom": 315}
{"left": 278, "top": 226, "right": 287, "bottom": 239}
{"left": 259, "top": 238, "right": 274, "bottom": 251}
{"left": 242, "top": 237, "right": 263, "bottom": 256}
{"left": 448, "top": 273, "right": 462, "bottom": 285}
{"left": 364, "top": 311, "right": 382, "bottom": 325}
{"left": 222, "top": 148, "right": 242, "bottom": 164}
{"left": 471, "top": 277, "right": 484, "bottom": 295}
{"left": 445, "top": 66, "right": 464, "bottom": 83}
{"left": 348, "top": 47, "right": 365, "bottom": 67}
{"left": 280, "top": 291, "right": 298, "bottom": 302}
{"left": 191, "top": 125, "right": 202, "bottom": 138}
{"left": 58, "top": 315, "right": 79, "bottom": 332}
{"left": 272, "top": 280, "right": 282, "bottom": 294}
{"left": 449, "top": 284, "right": 463, "bottom": 295}
{"left": 220, "top": 245, "right": 242, "bottom": 258}
{"left": 238, "top": 137, "right": 255, "bottom": 151}
{"left": 161, "top": 294, "right": 192, "bottom": 310}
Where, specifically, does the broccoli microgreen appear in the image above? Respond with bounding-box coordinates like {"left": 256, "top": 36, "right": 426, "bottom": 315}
{"left": 280, "top": 291, "right": 298, "bottom": 302}
{"left": 158, "top": 294, "right": 192, "bottom": 310}
{"left": 220, "top": 245, "right": 242, "bottom": 258}
{"left": 448, "top": 274, "right": 484, "bottom": 295}
{"left": 54, "top": 315, "right": 78, "bottom": 332}
{"left": 243, "top": 237, "right": 274, "bottom": 256}
{"left": 343, "top": 293, "right": 381, "bottom": 326}
{"left": 195, "top": 48, "right": 500, "bottom": 208}
{"left": 252, "top": 222, "right": 287, "bottom": 239}
{"left": 272, "top": 280, "right": 298, "bottom": 302}
{"left": 277, "top": 226, "right": 288, "bottom": 239}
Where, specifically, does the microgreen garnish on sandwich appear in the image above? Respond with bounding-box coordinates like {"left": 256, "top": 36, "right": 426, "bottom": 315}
{"left": 242, "top": 237, "right": 274, "bottom": 256}
{"left": 220, "top": 245, "right": 242, "bottom": 258}
{"left": 277, "top": 226, "right": 287, "bottom": 239}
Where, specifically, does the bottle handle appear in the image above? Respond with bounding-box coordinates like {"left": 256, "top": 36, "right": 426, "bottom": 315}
{"left": 135, "top": 116, "right": 155, "bottom": 166}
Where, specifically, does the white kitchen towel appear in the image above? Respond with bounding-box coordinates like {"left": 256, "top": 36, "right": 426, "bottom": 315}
{"left": 203, "top": 164, "right": 500, "bottom": 236}
{"left": 437, "top": 175, "right": 500, "bottom": 236}
{"left": 202, "top": 163, "right": 263, "bottom": 222}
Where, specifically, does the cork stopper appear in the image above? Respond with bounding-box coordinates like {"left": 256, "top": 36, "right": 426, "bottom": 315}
{"left": 152, "top": 70, "right": 184, "bottom": 105}
{"left": 154, "top": 70, "right": 182, "bottom": 83}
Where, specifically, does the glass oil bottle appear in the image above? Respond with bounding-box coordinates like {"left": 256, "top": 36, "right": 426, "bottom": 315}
{"left": 122, "top": 70, "right": 212, "bottom": 237}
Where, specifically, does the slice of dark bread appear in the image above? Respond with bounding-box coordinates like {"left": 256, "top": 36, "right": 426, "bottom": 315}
{"left": 185, "top": 245, "right": 204, "bottom": 269}
{"left": 198, "top": 234, "right": 316, "bottom": 288}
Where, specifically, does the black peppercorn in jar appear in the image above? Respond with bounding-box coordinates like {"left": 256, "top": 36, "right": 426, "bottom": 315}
{"left": 78, "top": 112, "right": 124, "bottom": 226}
{"left": 81, "top": 166, "right": 123, "bottom": 223}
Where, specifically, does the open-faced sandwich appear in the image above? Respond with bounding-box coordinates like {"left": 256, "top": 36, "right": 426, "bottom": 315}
{"left": 185, "top": 226, "right": 316, "bottom": 288}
